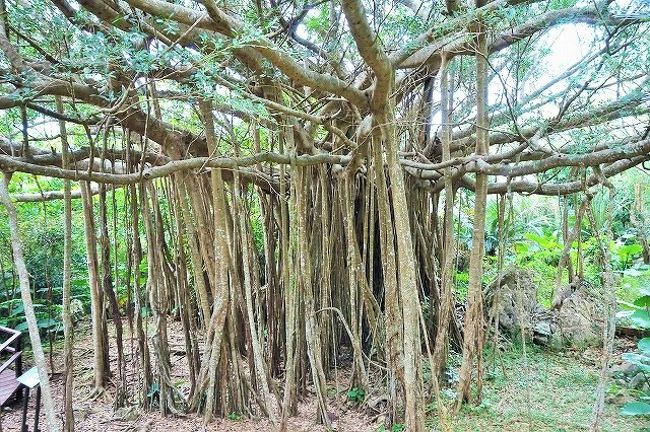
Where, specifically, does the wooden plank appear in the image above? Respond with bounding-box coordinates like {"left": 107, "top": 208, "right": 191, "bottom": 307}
{"left": 0, "top": 351, "right": 22, "bottom": 375}
{"left": 0, "top": 327, "right": 21, "bottom": 354}
{"left": 0, "top": 371, "right": 16, "bottom": 384}
{"left": 0, "top": 368, "right": 20, "bottom": 407}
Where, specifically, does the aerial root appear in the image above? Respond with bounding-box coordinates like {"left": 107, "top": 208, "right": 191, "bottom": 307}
{"left": 84, "top": 386, "right": 106, "bottom": 402}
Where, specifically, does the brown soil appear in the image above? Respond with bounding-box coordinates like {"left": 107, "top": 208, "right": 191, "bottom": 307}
{"left": 0, "top": 322, "right": 377, "bottom": 432}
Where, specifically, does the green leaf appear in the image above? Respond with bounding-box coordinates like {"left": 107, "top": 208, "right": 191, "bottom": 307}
{"left": 640, "top": 338, "right": 650, "bottom": 354}
{"left": 514, "top": 242, "right": 529, "bottom": 255}
{"left": 524, "top": 233, "right": 559, "bottom": 250}
{"left": 623, "top": 268, "right": 642, "bottom": 277}
{"left": 618, "top": 243, "right": 642, "bottom": 257}
{"left": 621, "top": 353, "right": 650, "bottom": 372}
{"left": 227, "top": 412, "right": 242, "bottom": 421}
{"left": 633, "top": 295, "right": 650, "bottom": 307}
{"left": 71, "top": 277, "right": 87, "bottom": 285}
{"left": 630, "top": 309, "right": 650, "bottom": 329}
{"left": 346, "top": 387, "right": 365, "bottom": 403}
{"left": 37, "top": 318, "right": 60, "bottom": 329}
{"left": 621, "top": 401, "right": 650, "bottom": 416}
{"left": 9, "top": 304, "right": 25, "bottom": 316}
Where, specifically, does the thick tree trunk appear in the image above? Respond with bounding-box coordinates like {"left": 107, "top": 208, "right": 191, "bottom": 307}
{"left": 295, "top": 166, "right": 330, "bottom": 426}
{"left": 80, "top": 180, "right": 109, "bottom": 390}
{"left": 456, "top": 17, "right": 489, "bottom": 407}
{"left": 98, "top": 184, "right": 126, "bottom": 404}
{"left": 372, "top": 135, "right": 402, "bottom": 424}
{"left": 233, "top": 156, "right": 278, "bottom": 423}
{"left": 433, "top": 54, "right": 456, "bottom": 379}
{"left": 128, "top": 183, "right": 153, "bottom": 407}
{"left": 341, "top": 174, "right": 369, "bottom": 391}
{"left": 176, "top": 177, "right": 211, "bottom": 326}
{"left": 193, "top": 101, "right": 232, "bottom": 421}
{"left": 142, "top": 181, "right": 179, "bottom": 415}
{"left": 379, "top": 108, "right": 424, "bottom": 431}
{"left": 280, "top": 124, "right": 299, "bottom": 430}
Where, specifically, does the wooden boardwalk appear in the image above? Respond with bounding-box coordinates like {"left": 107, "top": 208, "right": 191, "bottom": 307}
{"left": 0, "top": 326, "right": 23, "bottom": 407}
{"left": 0, "top": 367, "right": 20, "bottom": 406}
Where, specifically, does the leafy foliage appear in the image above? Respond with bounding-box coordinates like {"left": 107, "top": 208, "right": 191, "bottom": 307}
{"left": 346, "top": 387, "right": 365, "bottom": 404}
{"left": 227, "top": 412, "right": 242, "bottom": 421}
{"left": 377, "top": 424, "right": 406, "bottom": 432}
{"left": 619, "top": 290, "right": 650, "bottom": 417}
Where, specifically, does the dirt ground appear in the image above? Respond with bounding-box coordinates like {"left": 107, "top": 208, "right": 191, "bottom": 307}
{"left": 0, "top": 323, "right": 374, "bottom": 432}
{"left": 0, "top": 324, "right": 646, "bottom": 431}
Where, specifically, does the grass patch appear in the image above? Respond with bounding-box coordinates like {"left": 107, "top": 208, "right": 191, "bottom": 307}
{"left": 427, "top": 344, "right": 649, "bottom": 431}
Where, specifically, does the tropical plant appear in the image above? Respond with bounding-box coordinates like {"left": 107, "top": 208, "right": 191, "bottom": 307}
{"left": 618, "top": 289, "right": 650, "bottom": 417}
{"left": 346, "top": 387, "right": 365, "bottom": 404}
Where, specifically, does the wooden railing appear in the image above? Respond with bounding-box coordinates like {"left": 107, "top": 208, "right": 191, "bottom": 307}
{"left": 0, "top": 326, "right": 22, "bottom": 379}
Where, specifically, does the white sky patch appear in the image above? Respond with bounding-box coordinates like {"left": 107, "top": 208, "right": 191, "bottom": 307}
{"left": 537, "top": 23, "right": 596, "bottom": 84}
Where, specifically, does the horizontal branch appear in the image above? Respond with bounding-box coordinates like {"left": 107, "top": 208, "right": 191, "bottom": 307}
{"left": 469, "top": 138, "right": 650, "bottom": 177}
{"left": 11, "top": 184, "right": 115, "bottom": 202}
{"left": 459, "top": 156, "right": 649, "bottom": 195}
{"left": 398, "top": 4, "right": 635, "bottom": 69}
{"left": 2, "top": 133, "right": 647, "bottom": 197}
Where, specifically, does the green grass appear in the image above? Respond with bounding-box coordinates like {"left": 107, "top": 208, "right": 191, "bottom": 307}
{"left": 426, "top": 344, "right": 649, "bottom": 431}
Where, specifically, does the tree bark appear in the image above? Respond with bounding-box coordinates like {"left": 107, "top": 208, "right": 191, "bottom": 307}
{"left": 0, "top": 173, "right": 59, "bottom": 431}
{"left": 193, "top": 101, "right": 232, "bottom": 421}
{"left": 456, "top": 13, "right": 489, "bottom": 407}
{"left": 588, "top": 191, "right": 616, "bottom": 432}
{"left": 80, "top": 180, "right": 109, "bottom": 390}
{"left": 57, "top": 95, "right": 75, "bottom": 432}
{"left": 433, "top": 53, "right": 456, "bottom": 380}
{"left": 379, "top": 108, "right": 424, "bottom": 431}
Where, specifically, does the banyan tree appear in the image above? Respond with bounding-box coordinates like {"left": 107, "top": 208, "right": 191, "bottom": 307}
{"left": 0, "top": 0, "right": 648, "bottom": 430}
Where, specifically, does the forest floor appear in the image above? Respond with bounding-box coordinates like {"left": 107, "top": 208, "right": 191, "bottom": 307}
{"left": 0, "top": 323, "right": 647, "bottom": 432}
{"left": 430, "top": 342, "right": 648, "bottom": 431}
